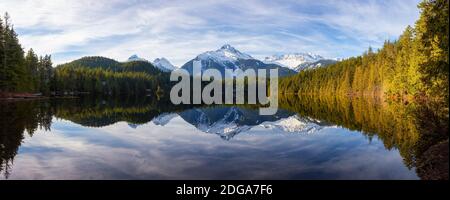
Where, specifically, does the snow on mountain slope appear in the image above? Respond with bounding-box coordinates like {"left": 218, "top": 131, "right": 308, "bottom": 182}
{"left": 152, "top": 113, "right": 178, "bottom": 126}
{"left": 259, "top": 115, "right": 324, "bottom": 134}
{"left": 264, "top": 53, "right": 324, "bottom": 71}
{"left": 128, "top": 123, "right": 140, "bottom": 129}
{"left": 195, "top": 44, "right": 254, "bottom": 69}
{"left": 152, "top": 57, "right": 176, "bottom": 72}
{"left": 180, "top": 44, "right": 296, "bottom": 77}
{"left": 295, "top": 59, "right": 337, "bottom": 71}
{"left": 176, "top": 106, "right": 330, "bottom": 140}
{"left": 184, "top": 107, "right": 251, "bottom": 140}
{"left": 126, "top": 55, "right": 176, "bottom": 72}
{"left": 199, "top": 44, "right": 253, "bottom": 60}
{"left": 127, "top": 54, "right": 148, "bottom": 62}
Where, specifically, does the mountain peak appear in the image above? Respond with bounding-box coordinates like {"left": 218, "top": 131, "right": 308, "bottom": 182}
{"left": 129, "top": 54, "right": 139, "bottom": 59}
{"left": 208, "top": 44, "right": 253, "bottom": 60}
{"left": 217, "top": 44, "right": 252, "bottom": 59}
{"left": 152, "top": 57, "right": 176, "bottom": 72}
{"left": 264, "top": 53, "right": 326, "bottom": 71}
{"left": 180, "top": 44, "right": 296, "bottom": 77}
{"left": 127, "top": 54, "right": 147, "bottom": 62}
{"left": 220, "top": 44, "right": 234, "bottom": 50}
{"left": 153, "top": 57, "right": 168, "bottom": 63}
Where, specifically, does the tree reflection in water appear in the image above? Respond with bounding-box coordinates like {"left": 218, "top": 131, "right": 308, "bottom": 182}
{"left": 0, "top": 95, "right": 448, "bottom": 179}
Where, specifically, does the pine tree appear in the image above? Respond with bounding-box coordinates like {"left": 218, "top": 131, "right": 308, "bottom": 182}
{"left": 279, "top": 0, "right": 448, "bottom": 103}
{"left": 415, "top": 0, "right": 449, "bottom": 102}
{"left": 24, "top": 48, "right": 39, "bottom": 91}
{"left": 0, "top": 17, "right": 4, "bottom": 91}
{"left": 2, "top": 13, "right": 25, "bottom": 92}
{"left": 38, "top": 55, "right": 53, "bottom": 95}
{"left": 0, "top": 13, "right": 53, "bottom": 94}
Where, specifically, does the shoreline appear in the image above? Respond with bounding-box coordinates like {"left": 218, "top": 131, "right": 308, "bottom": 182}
{"left": 0, "top": 96, "right": 79, "bottom": 102}
{"left": 0, "top": 92, "right": 79, "bottom": 101}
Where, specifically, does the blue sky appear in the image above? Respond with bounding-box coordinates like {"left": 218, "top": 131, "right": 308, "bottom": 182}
{"left": 0, "top": 0, "right": 421, "bottom": 66}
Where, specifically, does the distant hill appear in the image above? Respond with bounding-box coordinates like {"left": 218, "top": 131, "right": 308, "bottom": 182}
{"left": 62, "top": 56, "right": 121, "bottom": 70}
{"left": 54, "top": 56, "right": 171, "bottom": 95}
{"left": 57, "top": 56, "right": 166, "bottom": 75}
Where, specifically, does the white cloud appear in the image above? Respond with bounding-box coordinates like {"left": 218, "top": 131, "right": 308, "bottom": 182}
{"left": 0, "top": 0, "right": 421, "bottom": 66}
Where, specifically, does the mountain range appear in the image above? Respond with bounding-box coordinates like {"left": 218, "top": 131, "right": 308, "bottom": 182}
{"left": 152, "top": 57, "right": 176, "bottom": 72}
{"left": 295, "top": 59, "right": 338, "bottom": 71}
{"left": 264, "top": 53, "right": 337, "bottom": 72}
{"left": 127, "top": 45, "right": 336, "bottom": 75}
{"left": 180, "top": 44, "right": 296, "bottom": 77}
{"left": 127, "top": 54, "right": 148, "bottom": 62}
{"left": 59, "top": 56, "right": 165, "bottom": 75}
{"left": 59, "top": 44, "right": 339, "bottom": 77}
{"left": 149, "top": 106, "right": 330, "bottom": 140}
{"left": 127, "top": 55, "right": 176, "bottom": 72}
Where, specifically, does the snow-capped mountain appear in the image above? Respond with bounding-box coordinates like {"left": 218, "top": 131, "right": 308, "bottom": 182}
{"left": 152, "top": 57, "right": 176, "bottom": 72}
{"left": 133, "top": 106, "right": 332, "bottom": 140}
{"left": 180, "top": 44, "right": 296, "bottom": 77}
{"left": 127, "top": 54, "right": 148, "bottom": 62}
{"left": 128, "top": 123, "right": 140, "bottom": 129}
{"left": 264, "top": 53, "right": 323, "bottom": 70}
{"left": 264, "top": 53, "right": 337, "bottom": 72}
{"left": 295, "top": 59, "right": 337, "bottom": 71}
{"left": 197, "top": 44, "right": 254, "bottom": 63}
{"left": 259, "top": 115, "right": 324, "bottom": 134}
{"left": 152, "top": 113, "right": 178, "bottom": 126}
{"left": 175, "top": 106, "right": 331, "bottom": 140}
{"left": 126, "top": 55, "right": 176, "bottom": 72}
{"left": 178, "top": 106, "right": 293, "bottom": 140}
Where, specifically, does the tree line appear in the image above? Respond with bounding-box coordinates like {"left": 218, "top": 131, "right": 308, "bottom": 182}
{"left": 0, "top": 13, "right": 53, "bottom": 94}
{"left": 0, "top": 13, "right": 172, "bottom": 97}
{"left": 278, "top": 94, "right": 448, "bottom": 179}
{"left": 54, "top": 57, "right": 172, "bottom": 96}
{"left": 279, "top": 0, "right": 448, "bottom": 103}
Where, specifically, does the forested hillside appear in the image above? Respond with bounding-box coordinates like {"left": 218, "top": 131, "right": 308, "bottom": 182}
{"left": 2, "top": 0, "right": 448, "bottom": 100}
{"left": 279, "top": 0, "right": 448, "bottom": 102}
{"left": 54, "top": 57, "right": 171, "bottom": 96}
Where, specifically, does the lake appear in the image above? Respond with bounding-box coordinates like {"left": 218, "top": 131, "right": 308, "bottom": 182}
{"left": 0, "top": 95, "right": 447, "bottom": 179}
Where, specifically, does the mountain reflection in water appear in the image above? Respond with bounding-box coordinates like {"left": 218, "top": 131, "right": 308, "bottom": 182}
{"left": 0, "top": 95, "right": 447, "bottom": 179}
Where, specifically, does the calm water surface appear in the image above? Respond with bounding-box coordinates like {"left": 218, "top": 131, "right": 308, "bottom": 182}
{"left": 0, "top": 96, "right": 447, "bottom": 179}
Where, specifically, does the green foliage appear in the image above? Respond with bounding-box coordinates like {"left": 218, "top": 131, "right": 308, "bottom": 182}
{"left": 0, "top": 13, "right": 24, "bottom": 92}
{"left": 24, "top": 48, "right": 39, "bottom": 91}
{"left": 0, "top": 13, "right": 53, "bottom": 94}
{"left": 415, "top": 0, "right": 449, "bottom": 102}
{"left": 279, "top": 94, "right": 420, "bottom": 168}
{"left": 0, "top": 12, "right": 171, "bottom": 96}
{"left": 280, "top": 0, "right": 448, "bottom": 103}
{"left": 66, "top": 56, "right": 121, "bottom": 70}
{"left": 38, "top": 55, "right": 53, "bottom": 95}
{"left": 0, "top": 14, "right": 171, "bottom": 97}
{"left": 279, "top": 94, "right": 448, "bottom": 179}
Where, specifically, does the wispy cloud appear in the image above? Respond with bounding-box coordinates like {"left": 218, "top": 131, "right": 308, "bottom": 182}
{"left": 0, "top": 0, "right": 421, "bottom": 65}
